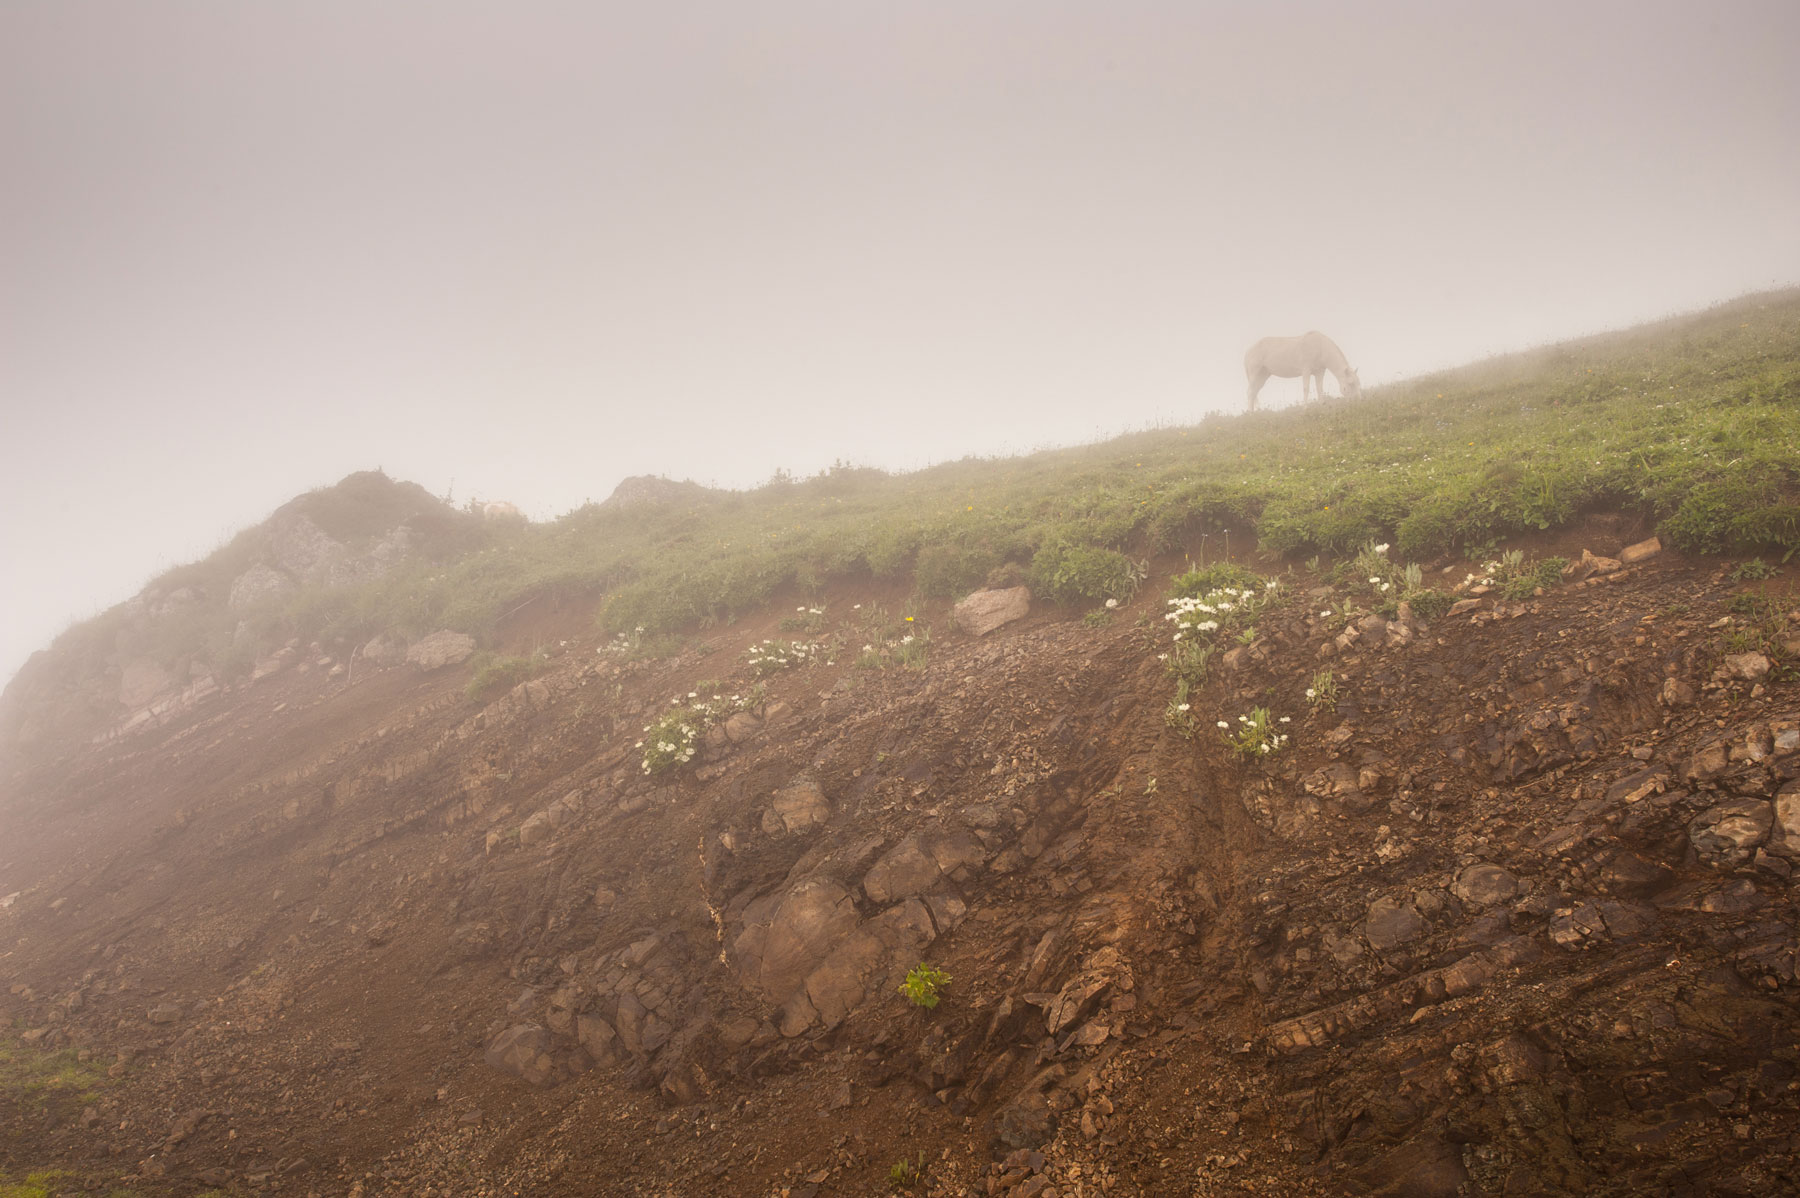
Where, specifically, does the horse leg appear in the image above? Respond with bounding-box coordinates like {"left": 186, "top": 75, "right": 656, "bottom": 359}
{"left": 1247, "top": 369, "right": 1268, "bottom": 412}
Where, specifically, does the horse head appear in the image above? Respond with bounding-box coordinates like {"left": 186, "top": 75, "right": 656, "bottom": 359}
{"left": 1340, "top": 367, "right": 1363, "bottom": 400}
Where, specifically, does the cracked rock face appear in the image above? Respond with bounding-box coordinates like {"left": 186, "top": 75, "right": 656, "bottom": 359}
{"left": 13, "top": 530, "right": 1800, "bottom": 1196}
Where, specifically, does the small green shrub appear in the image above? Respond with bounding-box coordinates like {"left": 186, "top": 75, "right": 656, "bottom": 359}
{"left": 1404, "top": 589, "right": 1459, "bottom": 621}
{"left": 914, "top": 542, "right": 1004, "bottom": 599}
{"left": 1220, "top": 707, "right": 1291, "bottom": 758}
{"left": 465, "top": 652, "right": 543, "bottom": 703}
{"left": 1732, "top": 557, "right": 1778, "bottom": 582}
{"left": 1306, "top": 669, "right": 1338, "bottom": 713}
{"left": 888, "top": 1157, "right": 924, "bottom": 1191}
{"left": 1168, "top": 562, "right": 1264, "bottom": 600}
{"left": 1164, "top": 680, "right": 1196, "bottom": 737}
{"left": 1030, "top": 542, "right": 1145, "bottom": 605}
{"left": 1164, "top": 639, "right": 1214, "bottom": 687}
{"left": 638, "top": 708, "right": 701, "bottom": 775}
{"left": 1498, "top": 555, "right": 1567, "bottom": 600}
{"left": 899, "top": 963, "right": 951, "bottom": 1009}
{"left": 637, "top": 692, "right": 757, "bottom": 776}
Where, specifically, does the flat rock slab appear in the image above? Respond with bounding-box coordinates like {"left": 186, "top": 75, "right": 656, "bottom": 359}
{"left": 407, "top": 630, "right": 477, "bottom": 670}
{"left": 952, "top": 587, "right": 1031, "bottom": 636}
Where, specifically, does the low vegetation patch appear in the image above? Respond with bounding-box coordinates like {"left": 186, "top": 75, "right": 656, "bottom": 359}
{"left": 34, "top": 291, "right": 1800, "bottom": 701}
{"left": 898, "top": 963, "right": 951, "bottom": 1009}
{"left": 1221, "top": 707, "right": 1291, "bottom": 758}
{"left": 464, "top": 651, "right": 547, "bottom": 703}
{"left": 0, "top": 1037, "right": 107, "bottom": 1114}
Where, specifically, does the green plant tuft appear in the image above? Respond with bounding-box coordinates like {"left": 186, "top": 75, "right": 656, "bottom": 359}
{"left": 898, "top": 962, "right": 951, "bottom": 1009}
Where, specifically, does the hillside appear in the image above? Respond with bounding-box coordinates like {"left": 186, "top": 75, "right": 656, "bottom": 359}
{"left": 4, "top": 295, "right": 1800, "bottom": 1196}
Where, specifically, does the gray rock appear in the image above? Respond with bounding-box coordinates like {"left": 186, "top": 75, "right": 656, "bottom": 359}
{"left": 1605, "top": 767, "right": 1668, "bottom": 805}
{"left": 1452, "top": 864, "right": 1520, "bottom": 907}
{"left": 1770, "top": 783, "right": 1800, "bottom": 859}
{"left": 994, "top": 1088, "right": 1057, "bottom": 1150}
{"left": 483, "top": 1024, "right": 556, "bottom": 1087}
{"left": 1722, "top": 652, "right": 1772, "bottom": 682}
{"left": 1549, "top": 902, "right": 1608, "bottom": 950}
{"left": 518, "top": 810, "right": 553, "bottom": 847}
{"left": 1562, "top": 549, "right": 1622, "bottom": 582}
{"left": 146, "top": 1002, "right": 182, "bottom": 1024}
{"left": 1363, "top": 897, "right": 1428, "bottom": 952}
{"left": 1689, "top": 799, "right": 1774, "bottom": 866}
{"left": 406, "top": 630, "right": 477, "bottom": 670}
{"left": 761, "top": 779, "right": 830, "bottom": 836}
{"left": 361, "top": 635, "right": 406, "bottom": 666}
{"left": 227, "top": 563, "right": 296, "bottom": 612}
{"left": 732, "top": 876, "right": 862, "bottom": 1003}
{"left": 863, "top": 829, "right": 988, "bottom": 904}
{"left": 1683, "top": 742, "right": 1730, "bottom": 784}
{"left": 951, "top": 587, "right": 1031, "bottom": 636}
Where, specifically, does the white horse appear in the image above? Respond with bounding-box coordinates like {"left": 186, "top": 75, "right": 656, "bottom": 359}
{"left": 1244, "top": 332, "right": 1362, "bottom": 412}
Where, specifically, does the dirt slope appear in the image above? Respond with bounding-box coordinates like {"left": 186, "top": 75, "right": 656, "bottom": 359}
{"left": 4, "top": 540, "right": 1799, "bottom": 1197}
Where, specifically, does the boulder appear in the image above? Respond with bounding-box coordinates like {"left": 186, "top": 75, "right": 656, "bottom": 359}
{"left": 361, "top": 635, "right": 407, "bottom": 667}
{"left": 1689, "top": 799, "right": 1774, "bottom": 867}
{"left": 227, "top": 563, "right": 296, "bottom": 611}
{"left": 1618, "top": 536, "right": 1662, "bottom": 565}
{"left": 407, "top": 630, "right": 477, "bottom": 670}
{"left": 1767, "top": 783, "right": 1800, "bottom": 859}
{"left": 1452, "top": 864, "right": 1520, "bottom": 908}
{"left": 732, "top": 877, "right": 862, "bottom": 1003}
{"left": 761, "top": 779, "right": 830, "bottom": 836}
{"left": 1721, "top": 652, "right": 1772, "bottom": 682}
{"left": 863, "top": 829, "right": 989, "bottom": 904}
{"left": 575, "top": 1012, "right": 618, "bottom": 1063}
{"left": 994, "top": 1089, "right": 1057, "bottom": 1150}
{"left": 1561, "top": 549, "right": 1622, "bottom": 583}
{"left": 483, "top": 1024, "right": 557, "bottom": 1087}
{"left": 1363, "top": 897, "right": 1428, "bottom": 952}
{"left": 518, "top": 810, "right": 553, "bottom": 847}
{"left": 269, "top": 513, "right": 351, "bottom": 585}
{"left": 951, "top": 587, "right": 1031, "bottom": 637}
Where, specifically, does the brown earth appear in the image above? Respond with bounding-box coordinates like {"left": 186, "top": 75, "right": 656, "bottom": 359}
{"left": 4, "top": 536, "right": 1800, "bottom": 1197}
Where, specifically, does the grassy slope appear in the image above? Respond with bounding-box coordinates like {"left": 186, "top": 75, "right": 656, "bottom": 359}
{"left": 400, "top": 289, "right": 1800, "bottom": 643}
{"left": 40, "top": 289, "right": 1800, "bottom": 675}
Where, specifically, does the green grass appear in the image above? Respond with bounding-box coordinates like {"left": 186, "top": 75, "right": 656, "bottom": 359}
{"left": 36, "top": 290, "right": 1800, "bottom": 684}
{"left": 464, "top": 651, "right": 547, "bottom": 703}
{"left": 0, "top": 1038, "right": 107, "bottom": 1112}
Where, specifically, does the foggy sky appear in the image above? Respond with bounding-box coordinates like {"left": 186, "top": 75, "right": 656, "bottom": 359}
{"left": 3, "top": 0, "right": 1797, "bottom": 687}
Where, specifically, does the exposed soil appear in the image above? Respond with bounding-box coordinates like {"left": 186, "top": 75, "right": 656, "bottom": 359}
{"left": 4, "top": 532, "right": 1800, "bottom": 1197}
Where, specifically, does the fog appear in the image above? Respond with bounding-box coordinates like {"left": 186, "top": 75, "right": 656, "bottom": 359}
{"left": 3, "top": 0, "right": 1797, "bottom": 686}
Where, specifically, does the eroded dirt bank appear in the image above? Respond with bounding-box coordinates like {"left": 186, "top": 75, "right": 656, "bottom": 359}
{"left": 4, "top": 546, "right": 1799, "bottom": 1197}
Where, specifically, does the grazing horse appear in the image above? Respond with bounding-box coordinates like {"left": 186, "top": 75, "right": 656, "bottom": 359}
{"left": 1244, "top": 332, "right": 1362, "bottom": 411}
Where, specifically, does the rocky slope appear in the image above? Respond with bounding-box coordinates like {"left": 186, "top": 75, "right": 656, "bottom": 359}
{"left": 3, "top": 528, "right": 1799, "bottom": 1197}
